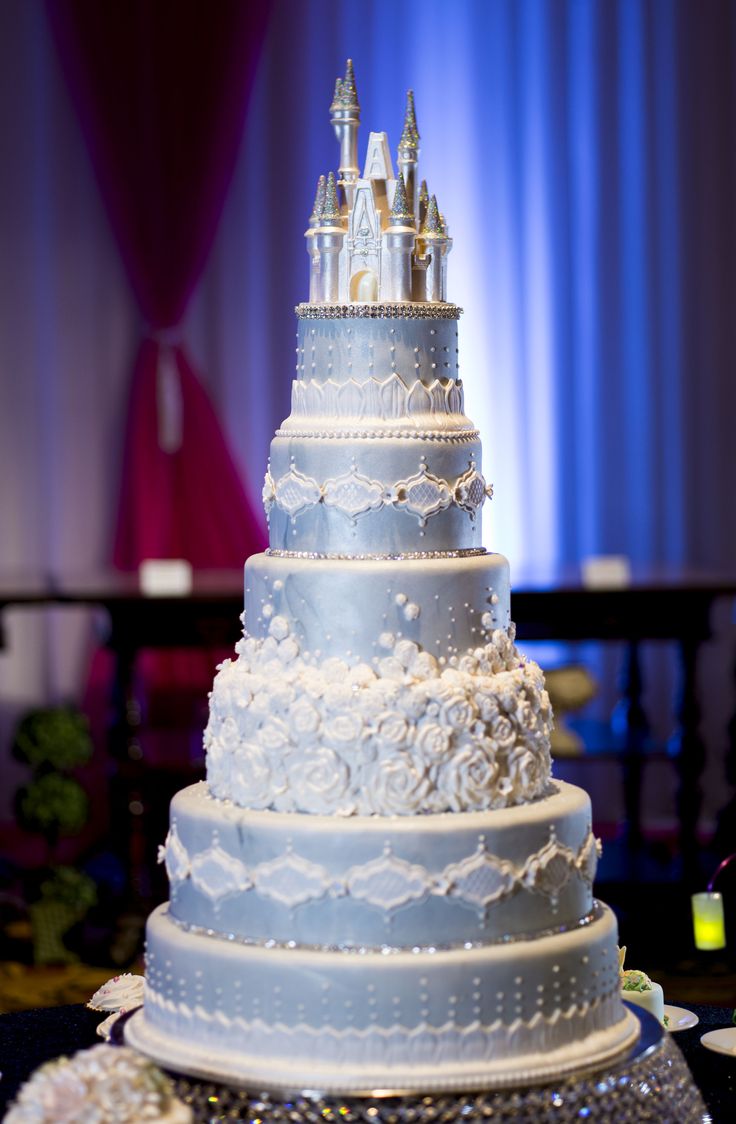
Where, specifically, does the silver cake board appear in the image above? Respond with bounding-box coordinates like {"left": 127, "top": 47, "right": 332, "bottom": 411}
{"left": 120, "top": 1005, "right": 709, "bottom": 1122}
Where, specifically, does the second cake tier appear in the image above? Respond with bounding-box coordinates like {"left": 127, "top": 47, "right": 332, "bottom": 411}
{"left": 161, "top": 780, "right": 598, "bottom": 949}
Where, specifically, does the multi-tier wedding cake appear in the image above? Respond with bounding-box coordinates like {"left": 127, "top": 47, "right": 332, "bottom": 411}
{"left": 127, "top": 62, "right": 638, "bottom": 1093}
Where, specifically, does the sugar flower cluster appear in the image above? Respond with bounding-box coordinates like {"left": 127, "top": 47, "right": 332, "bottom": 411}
{"left": 205, "top": 618, "right": 552, "bottom": 817}
{"left": 4, "top": 1044, "right": 191, "bottom": 1124}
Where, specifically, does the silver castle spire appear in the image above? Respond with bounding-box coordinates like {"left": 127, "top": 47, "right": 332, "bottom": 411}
{"left": 309, "top": 62, "right": 451, "bottom": 306}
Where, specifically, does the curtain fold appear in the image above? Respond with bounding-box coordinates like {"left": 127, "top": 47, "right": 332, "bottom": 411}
{"left": 45, "top": 0, "right": 272, "bottom": 785}
{"left": 46, "top": 0, "right": 271, "bottom": 569}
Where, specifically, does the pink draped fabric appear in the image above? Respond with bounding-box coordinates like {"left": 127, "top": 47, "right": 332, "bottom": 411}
{"left": 45, "top": 1, "right": 272, "bottom": 781}
{"left": 46, "top": 0, "right": 271, "bottom": 569}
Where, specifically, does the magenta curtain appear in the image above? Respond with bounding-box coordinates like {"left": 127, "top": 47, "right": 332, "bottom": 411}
{"left": 46, "top": 0, "right": 272, "bottom": 775}
{"left": 46, "top": 0, "right": 270, "bottom": 568}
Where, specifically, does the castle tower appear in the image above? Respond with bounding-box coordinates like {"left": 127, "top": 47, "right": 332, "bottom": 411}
{"left": 419, "top": 193, "right": 451, "bottom": 302}
{"left": 314, "top": 172, "right": 346, "bottom": 303}
{"left": 397, "top": 90, "right": 420, "bottom": 217}
{"left": 330, "top": 60, "right": 360, "bottom": 204}
{"left": 305, "top": 174, "right": 326, "bottom": 304}
{"left": 418, "top": 179, "right": 429, "bottom": 228}
{"left": 381, "top": 173, "right": 415, "bottom": 302}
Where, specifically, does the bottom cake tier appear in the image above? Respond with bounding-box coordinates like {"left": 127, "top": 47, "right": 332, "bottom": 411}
{"left": 127, "top": 901, "right": 638, "bottom": 1093}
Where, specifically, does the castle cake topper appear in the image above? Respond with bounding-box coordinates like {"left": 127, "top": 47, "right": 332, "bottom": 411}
{"left": 305, "top": 60, "right": 451, "bottom": 306}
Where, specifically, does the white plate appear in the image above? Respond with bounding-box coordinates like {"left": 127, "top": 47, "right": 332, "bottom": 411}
{"left": 700, "top": 1027, "right": 736, "bottom": 1057}
{"left": 663, "top": 1004, "right": 698, "bottom": 1032}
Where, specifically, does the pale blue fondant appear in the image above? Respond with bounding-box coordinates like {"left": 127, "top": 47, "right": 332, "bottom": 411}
{"left": 244, "top": 552, "right": 511, "bottom": 661}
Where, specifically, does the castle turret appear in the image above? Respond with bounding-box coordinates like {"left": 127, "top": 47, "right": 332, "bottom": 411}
{"left": 419, "top": 193, "right": 451, "bottom": 302}
{"left": 315, "top": 172, "right": 346, "bottom": 303}
{"left": 418, "top": 179, "right": 429, "bottom": 228}
{"left": 397, "top": 90, "right": 420, "bottom": 218}
{"left": 306, "top": 174, "right": 326, "bottom": 303}
{"left": 330, "top": 60, "right": 361, "bottom": 204}
{"left": 381, "top": 173, "right": 415, "bottom": 302}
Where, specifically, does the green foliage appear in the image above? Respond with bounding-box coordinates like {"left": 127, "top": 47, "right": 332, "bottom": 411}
{"left": 13, "top": 707, "right": 93, "bottom": 771}
{"left": 39, "top": 865, "right": 97, "bottom": 912}
{"left": 17, "top": 774, "right": 89, "bottom": 837}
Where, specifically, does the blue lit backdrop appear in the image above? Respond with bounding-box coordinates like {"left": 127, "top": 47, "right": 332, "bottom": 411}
{"left": 195, "top": 0, "right": 735, "bottom": 575}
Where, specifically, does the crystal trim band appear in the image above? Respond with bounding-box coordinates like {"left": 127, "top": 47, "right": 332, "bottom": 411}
{"left": 296, "top": 302, "right": 463, "bottom": 320}
{"left": 167, "top": 906, "right": 599, "bottom": 954}
{"left": 266, "top": 548, "right": 488, "bottom": 560}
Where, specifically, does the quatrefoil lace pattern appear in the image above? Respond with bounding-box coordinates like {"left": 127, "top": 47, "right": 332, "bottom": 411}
{"left": 262, "top": 462, "right": 491, "bottom": 526}
{"left": 161, "top": 827, "right": 599, "bottom": 913}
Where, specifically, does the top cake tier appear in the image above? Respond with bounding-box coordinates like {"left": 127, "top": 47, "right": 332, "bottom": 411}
{"left": 262, "top": 64, "right": 491, "bottom": 558}
{"left": 264, "top": 309, "right": 490, "bottom": 557}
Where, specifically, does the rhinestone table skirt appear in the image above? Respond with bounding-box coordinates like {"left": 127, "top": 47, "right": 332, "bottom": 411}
{"left": 148, "top": 1009, "right": 708, "bottom": 1124}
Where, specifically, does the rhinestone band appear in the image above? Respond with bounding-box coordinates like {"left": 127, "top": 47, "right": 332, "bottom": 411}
{"left": 167, "top": 904, "right": 600, "bottom": 954}
{"left": 296, "top": 302, "right": 463, "bottom": 320}
{"left": 266, "top": 547, "right": 488, "bottom": 561}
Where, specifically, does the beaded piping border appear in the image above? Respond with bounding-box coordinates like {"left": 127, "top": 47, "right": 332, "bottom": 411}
{"left": 265, "top": 548, "right": 488, "bottom": 561}
{"left": 166, "top": 904, "right": 600, "bottom": 955}
{"left": 275, "top": 428, "right": 479, "bottom": 443}
{"left": 296, "top": 302, "right": 463, "bottom": 321}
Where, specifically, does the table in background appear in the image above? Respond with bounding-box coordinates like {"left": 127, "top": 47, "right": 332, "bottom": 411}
{"left": 1, "top": 568, "right": 734, "bottom": 890}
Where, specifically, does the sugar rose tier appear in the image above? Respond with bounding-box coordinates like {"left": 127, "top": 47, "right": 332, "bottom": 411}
{"left": 127, "top": 61, "right": 638, "bottom": 1093}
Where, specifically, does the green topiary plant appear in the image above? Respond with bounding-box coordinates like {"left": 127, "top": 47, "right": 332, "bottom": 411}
{"left": 12, "top": 706, "right": 93, "bottom": 772}
{"left": 11, "top": 706, "right": 97, "bottom": 964}
{"left": 30, "top": 866, "right": 98, "bottom": 965}
{"left": 17, "top": 774, "right": 89, "bottom": 839}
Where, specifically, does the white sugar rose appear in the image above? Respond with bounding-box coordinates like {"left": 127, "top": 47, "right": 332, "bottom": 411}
{"left": 323, "top": 681, "right": 354, "bottom": 709}
{"left": 377, "top": 656, "right": 405, "bottom": 680}
{"left": 249, "top": 689, "right": 272, "bottom": 719}
{"left": 437, "top": 670, "right": 463, "bottom": 690}
{"left": 441, "top": 693, "right": 477, "bottom": 731}
{"left": 322, "top": 657, "right": 349, "bottom": 680}
{"left": 436, "top": 742, "right": 499, "bottom": 812}
{"left": 365, "top": 753, "right": 431, "bottom": 815}
{"left": 325, "top": 709, "right": 364, "bottom": 746}
{"left": 411, "top": 650, "right": 439, "bottom": 679}
{"left": 300, "top": 666, "right": 326, "bottom": 698}
{"left": 261, "top": 636, "right": 279, "bottom": 660}
{"left": 214, "top": 661, "right": 250, "bottom": 709}
{"left": 414, "top": 721, "right": 452, "bottom": 762}
{"left": 287, "top": 747, "right": 353, "bottom": 814}
{"left": 487, "top": 710, "right": 518, "bottom": 750}
{"left": 508, "top": 745, "right": 545, "bottom": 799}
{"left": 349, "top": 662, "right": 377, "bottom": 688}
{"left": 398, "top": 682, "right": 432, "bottom": 721}
{"left": 242, "top": 633, "right": 261, "bottom": 656}
{"left": 278, "top": 636, "right": 300, "bottom": 664}
{"left": 258, "top": 718, "right": 289, "bottom": 751}
{"left": 288, "top": 697, "right": 321, "bottom": 739}
{"left": 218, "top": 715, "right": 241, "bottom": 752}
{"left": 378, "top": 713, "right": 409, "bottom": 747}
{"left": 238, "top": 704, "right": 262, "bottom": 738}
{"left": 394, "top": 639, "right": 420, "bottom": 668}
{"left": 229, "top": 744, "right": 283, "bottom": 809}
{"left": 515, "top": 699, "right": 535, "bottom": 729}
{"left": 270, "top": 683, "right": 296, "bottom": 712}
{"left": 206, "top": 750, "right": 229, "bottom": 794}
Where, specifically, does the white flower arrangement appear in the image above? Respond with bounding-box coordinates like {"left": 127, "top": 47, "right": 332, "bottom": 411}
{"left": 4, "top": 1044, "right": 191, "bottom": 1123}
